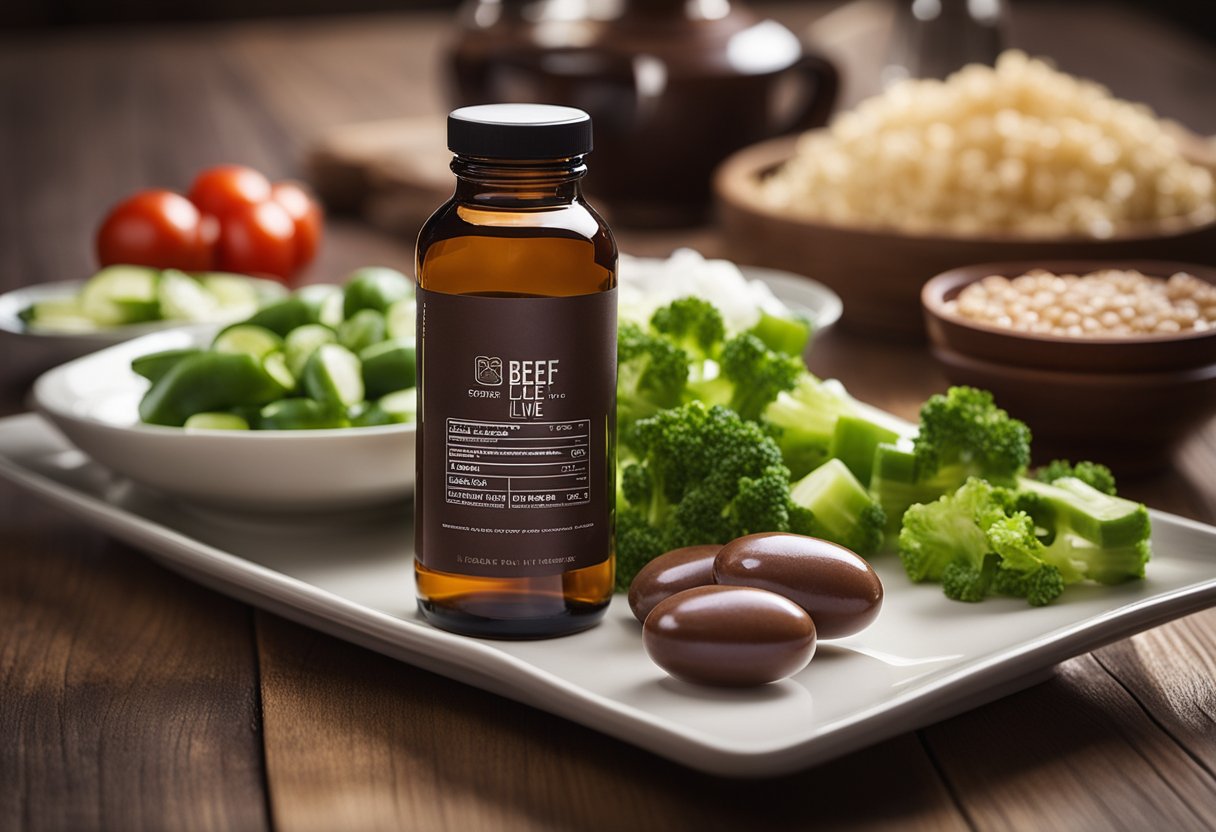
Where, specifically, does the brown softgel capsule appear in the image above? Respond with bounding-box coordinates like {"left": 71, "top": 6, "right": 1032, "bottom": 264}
{"left": 714, "top": 532, "right": 883, "bottom": 639}
{"left": 642, "top": 585, "right": 817, "bottom": 687}
{"left": 627, "top": 544, "right": 722, "bottom": 624}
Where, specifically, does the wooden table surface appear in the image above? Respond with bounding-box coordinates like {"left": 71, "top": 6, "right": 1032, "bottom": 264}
{"left": 3, "top": 5, "right": 1216, "bottom": 830}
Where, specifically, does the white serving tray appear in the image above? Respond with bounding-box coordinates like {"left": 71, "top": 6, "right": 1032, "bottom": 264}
{"left": 1, "top": 412, "right": 1214, "bottom": 777}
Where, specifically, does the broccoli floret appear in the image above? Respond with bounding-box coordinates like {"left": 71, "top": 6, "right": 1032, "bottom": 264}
{"left": 614, "top": 402, "right": 795, "bottom": 587}
{"left": 687, "top": 333, "right": 802, "bottom": 422}
{"left": 1035, "top": 459, "right": 1117, "bottom": 495}
{"left": 913, "top": 386, "right": 1032, "bottom": 489}
{"left": 985, "top": 512, "right": 1066, "bottom": 606}
{"left": 789, "top": 459, "right": 886, "bottom": 555}
{"left": 617, "top": 322, "right": 690, "bottom": 449}
{"left": 992, "top": 563, "right": 1066, "bottom": 607}
{"left": 898, "top": 477, "right": 1012, "bottom": 583}
{"left": 649, "top": 297, "right": 725, "bottom": 362}
{"left": 942, "top": 554, "right": 1000, "bottom": 602}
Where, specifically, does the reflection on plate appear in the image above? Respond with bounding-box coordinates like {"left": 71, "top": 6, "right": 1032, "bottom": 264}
{"left": 1, "top": 411, "right": 1213, "bottom": 777}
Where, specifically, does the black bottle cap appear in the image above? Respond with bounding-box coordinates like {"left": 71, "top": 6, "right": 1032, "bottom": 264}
{"left": 448, "top": 104, "right": 593, "bottom": 160}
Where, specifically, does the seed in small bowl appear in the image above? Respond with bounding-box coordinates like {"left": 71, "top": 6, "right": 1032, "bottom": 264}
{"left": 943, "top": 268, "right": 1216, "bottom": 337}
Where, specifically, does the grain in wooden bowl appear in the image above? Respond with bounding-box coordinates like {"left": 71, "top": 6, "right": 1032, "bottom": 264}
{"left": 921, "top": 260, "right": 1216, "bottom": 473}
{"left": 714, "top": 53, "right": 1216, "bottom": 339}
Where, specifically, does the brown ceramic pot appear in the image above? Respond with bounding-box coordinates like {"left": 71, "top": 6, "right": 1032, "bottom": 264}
{"left": 447, "top": 0, "right": 838, "bottom": 227}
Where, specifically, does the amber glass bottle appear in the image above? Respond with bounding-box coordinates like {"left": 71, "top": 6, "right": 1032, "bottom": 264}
{"left": 415, "top": 105, "right": 617, "bottom": 639}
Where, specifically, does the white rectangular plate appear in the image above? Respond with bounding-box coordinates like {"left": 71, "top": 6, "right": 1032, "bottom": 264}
{"left": 2, "top": 412, "right": 1214, "bottom": 777}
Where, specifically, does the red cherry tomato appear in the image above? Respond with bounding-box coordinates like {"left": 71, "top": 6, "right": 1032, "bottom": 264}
{"left": 188, "top": 165, "right": 273, "bottom": 220}
{"left": 271, "top": 181, "right": 323, "bottom": 270}
{"left": 96, "top": 190, "right": 214, "bottom": 270}
{"left": 214, "top": 201, "right": 297, "bottom": 281}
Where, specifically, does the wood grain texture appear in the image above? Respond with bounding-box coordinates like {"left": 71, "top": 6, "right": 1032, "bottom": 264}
{"left": 1, "top": 4, "right": 1215, "bottom": 831}
{"left": 0, "top": 485, "right": 270, "bottom": 831}
{"left": 257, "top": 613, "right": 967, "bottom": 832}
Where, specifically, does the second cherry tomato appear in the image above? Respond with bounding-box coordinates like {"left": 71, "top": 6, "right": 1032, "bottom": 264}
{"left": 271, "top": 181, "right": 323, "bottom": 270}
{"left": 188, "top": 165, "right": 273, "bottom": 220}
{"left": 96, "top": 189, "right": 214, "bottom": 271}
{"left": 214, "top": 201, "right": 297, "bottom": 281}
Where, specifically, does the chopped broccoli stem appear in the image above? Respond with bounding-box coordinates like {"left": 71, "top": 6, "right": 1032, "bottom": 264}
{"left": 829, "top": 415, "right": 900, "bottom": 487}
{"left": 746, "top": 309, "right": 811, "bottom": 357}
{"left": 789, "top": 459, "right": 886, "bottom": 554}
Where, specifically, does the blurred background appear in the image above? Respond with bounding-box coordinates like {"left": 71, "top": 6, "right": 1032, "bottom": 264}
{"left": 0, "top": 0, "right": 1212, "bottom": 41}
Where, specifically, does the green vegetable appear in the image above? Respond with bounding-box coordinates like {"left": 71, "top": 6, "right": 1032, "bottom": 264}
{"left": 649, "top": 297, "right": 725, "bottom": 362}
{"left": 342, "top": 267, "right": 413, "bottom": 318}
{"left": 898, "top": 472, "right": 1150, "bottom": 607}
{"left": 213, "top": 324, "right": 283, "bottom": 360}
{"left": 360, "top": 338, "right": 416, "bottom": 398}
{"left": 828, "top": 415, "right": 900, "bottom": 487}
{"left": 285, "top": 324, "right": 338, "bottom": 378}
{"left": 687, "top": 332, "right": 802, "bottom": 422}
{"left": 1035, "top": 459, "right": 1117, "bottom": 495}
{"left": 788, "top": 458, "right": 886, "bottom": 555}
{"left": 241, "top": 297, "right": 316, "bottom": 337}
{"left": 259, "top": 398, "right": 348, "bottom": 430}
{"left": 157, "top": 269, "right": 218, "bottom": 322}
{"left": 762, "top": 375, "right": 873, "bottom": 480}
{"left": 139, "top": 352, "right": 290, "bottom": 426}
{"left": 79, "top": 265, "right": 160, "bottom": 325}
{"left": 183, "top": 412, "right": 251, "bottom": 431}
{"left": 379, "top": 388, "right": 417, "bottom": 422}
{"left": 746, "top": 309, "right": 811, "bottom": 357}
{"left": 20, "top": 297, "right": 95, "bottom": 333}
{"left": 303, "top": 343, "right": 364, "bottom": 408}
{"left": 615, "top": 402, "right": 794, "bottom": 590}
{"left": 913, "top": 386, "right": 1032, "bottom": 489}
{"left": 338, "top": 308, "right": 387, "bottom": 354}
{"left": 386, "top": 298, "right": 416, "bottom": 339}
{"left": 616, "top": 321, "right": 689, "bottom": 449}
{"left": 131, "top": 348, "right": 203, "bottom": 384}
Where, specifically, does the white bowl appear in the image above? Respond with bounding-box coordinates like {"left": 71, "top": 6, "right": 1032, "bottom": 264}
{"left": 27, "top": 265, "right": 836, "bottom": 513}
{"left": 0, "top": 277, "right": 287, "bottom": 361}
{"left": 32, "top": 328, "right": 417, "bottom": 512}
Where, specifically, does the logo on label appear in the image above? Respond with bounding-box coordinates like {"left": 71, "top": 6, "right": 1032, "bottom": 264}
{"left": 474, "top": 356, "right": 502, "bottom": 386}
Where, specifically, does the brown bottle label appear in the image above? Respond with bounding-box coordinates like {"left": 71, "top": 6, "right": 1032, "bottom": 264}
{"left": 416, "top": 286, "right": 616, "bottom": 578}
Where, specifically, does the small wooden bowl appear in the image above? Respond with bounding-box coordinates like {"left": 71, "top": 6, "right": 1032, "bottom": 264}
{"left": 923, "top": 260, "right": 1216, "bottom": 373}
{"left": 921, "top": 259, "right": 1216, "bottom": 472}
{"left": 714, "top": 134, "right": 1216, "bottom": 340}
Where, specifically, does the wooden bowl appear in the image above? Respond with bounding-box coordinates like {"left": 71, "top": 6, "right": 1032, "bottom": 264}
{"left": 714, "top": 134, "right": 1216, "bottom": 340}
{"left": 923, "top": 260, "right": 1216, "bottom": 373}
{"left": 921, "top": 259, "right": 1216, "bottom": 472}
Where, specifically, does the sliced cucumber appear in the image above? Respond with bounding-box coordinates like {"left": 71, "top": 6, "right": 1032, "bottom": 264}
{"left": 158, "top": 269, "right": 220, "bottom": 322}
{"left": 138, "top": 352, "right": 290, "bottom": 426}
{"left": 21, "top": 297, "right": 96, "bottom": 333}
{"left": 132, "top": 348, "right": 204, "bottom": 384}
{"left": 241, "top": 297, "right": 314, "bottom": 337}
{"left": 259, "top": 398, "right": 348, "bottom": 430}
{"left": 184, "top": 412, "right": 251, "bottom": 431}
{"left": 196, "top": 272, "right": 269, "bottom": 318}
{"left": 297, "top": 283, "right": 343, "bottom": 328}
{"left": 360, "top": 337, "right": 416, "bottom": 397}
{"left": 284, "top": 324, "right": 337, "bottom": 378}
{"left": 385, "top": 297, "right": 416, "bottom": 339}
{"left": 79, "top": 265, "right": 160, "bottom": 326}
{"left": 303, "top": 343, "right": 363, "bottom": 408}
{"left": 338, "top": 308, "right": 387, "bottom": 354}
{"left": 213, "top": 324, "right": 283, "bottom": 360}
{"left": 379, "top": 388, "right": 417, "bottom": 423}
{"left": 262, "top": 351, "right": 296, "bottom": 392}
{"left": 349, "top": 402, "right": 395, "bottom": 427}
{"left": 343, "top": 267, "right": 413, "bottom": 318}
